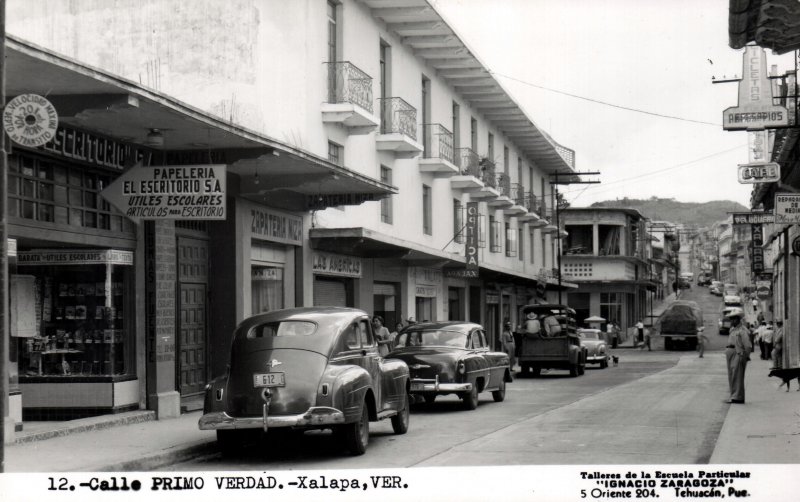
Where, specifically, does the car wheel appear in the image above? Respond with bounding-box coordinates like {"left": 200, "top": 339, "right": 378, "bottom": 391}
{"left": 462, "top": 384, "right": 479, "bottom": 410}
{"left": 342, "top": 402, "right": 369, "bottom": 455}
{"left": 216, "top": 429, "right": 258, "bottom": 457}
{"left": 492, "top": 379, "right": 506, "bottom": 402}
{"left": 423, "top": 394, "right": 437, "bottom": 404}
{"left": 569, "top": 364, "right": 579, "bottom": 377}
{"left": 391, "top": 393, "right": 410, "bottom": 435}
{"left": 578, "top": 364, "right": 585, "bottom": 376}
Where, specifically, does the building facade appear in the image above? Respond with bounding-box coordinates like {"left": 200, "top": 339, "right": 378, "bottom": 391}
{"left": 561, "top": 208, "right": 655, "bottom": 335}
{"left": 4, "top": 0, "right": 577, "bottom": 435}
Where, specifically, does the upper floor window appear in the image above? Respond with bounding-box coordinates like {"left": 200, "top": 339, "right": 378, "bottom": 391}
{"left": 422, "top": 185, "right": 432, "bottom": 235}
{"left": 505, "top": 222, "right": 516, "bottom": 257}
{"left": 328, "top": 141, "right": 343, "bottom": 166}
{"left": 503, "top": 146, "right": 509, "bottom": 174}
{"left": 453, "top": 199, "right": 464, "bottom": 243}
{"left": 489, "top": 215, "right": 501, "bottom": 253}
{"left": 518, "top": 228, "right": 524, "bottom": 261}
{"left": 487, "top": 132, "right": 494, "bottom": 162}
{"left": 470, "top": 117, "right": 478, "bottom": 151}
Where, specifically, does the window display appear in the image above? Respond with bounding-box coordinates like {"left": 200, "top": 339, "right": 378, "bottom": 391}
{"left": 16, "top": 250, "right": 134, "bottom": 378}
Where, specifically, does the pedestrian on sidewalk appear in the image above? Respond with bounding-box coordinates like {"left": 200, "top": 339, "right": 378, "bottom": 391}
{"left": 756, "top": 311, "right": 764, "bottom": 325}
{"left": 372, "top": 316, "right": 392, "bottom": 357}
{"left": 724, "top": 310, "right": 750, "bottom": 404}
{"left": 755, "top": 321, "right": 767, "bottom": 360}
{"left": 640, "top": 326, "right": 652, "bottom": 351}
{"left": 636, "top": 319, "right": 644, "bottom": 347}
{"left": 500, "top": 321, "right": 516, "bottom": 371}
{"left": 772, "top": 320, "right": 784, "bottom": 370}
{"left": 751, "top": 297, "right": 759, "bottom": 312}
{"left": 607, "top": 321, "right": 619, "bottom": 349}
{"left": 762, "top": 322, "right": 774, "bottom": 362}
{"left": 697, "top": 330, "right": 709, "bottom": 358}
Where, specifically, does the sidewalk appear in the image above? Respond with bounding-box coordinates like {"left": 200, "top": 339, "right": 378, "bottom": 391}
{"left": 4, "top": 350, "right": 799, "bottom": 471}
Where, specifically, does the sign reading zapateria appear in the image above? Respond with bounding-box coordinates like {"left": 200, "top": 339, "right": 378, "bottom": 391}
{"left": 3, "top": 94, "right": 58, "bottom": 147}
{"left": 100, "top": 164, "right": 226, "bottom": 222}
{"left": 723, "top": 46, "right": 788, "bottom": 130}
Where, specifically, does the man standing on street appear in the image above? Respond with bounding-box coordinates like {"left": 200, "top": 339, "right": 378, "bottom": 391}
{"left": 725, "top": 310, "right": 750, "bottom": 404}
{"left": 635, "top": 319, "right": 644, "bottom": 347}
{"left": 772, "top": 320, "right": 784, "bottom": 370}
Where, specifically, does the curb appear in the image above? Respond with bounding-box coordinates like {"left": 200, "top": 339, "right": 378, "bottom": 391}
{"left": 88, "top": 439, "right": 219, "bottom": 472}
{"left": 15, "top": 411, "right": 157, "bottom": 444}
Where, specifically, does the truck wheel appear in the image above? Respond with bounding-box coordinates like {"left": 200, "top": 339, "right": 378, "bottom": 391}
{"left": 342, "top": 402, "right": 369, "bottom": 455}
{"left": 461, "top": 385, "right": 479, "bottom": 410}
{"left": 569, "top": 364, "right": 579, "bottom": 377}
{"left": 391, "top": 393, "right": 410, "bottom": 435}
{"left": 492, "top": 380, "right": 506, "bottom": 402}
{"left": 578, "top": 364, "right": 585, "bottom": 375}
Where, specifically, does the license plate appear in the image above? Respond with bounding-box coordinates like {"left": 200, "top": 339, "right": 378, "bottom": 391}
{"left": 253, "top": 372, "right": 285, "bottom": 388}
{"left": 410, "top": 382, "right": 426, "bottom": 391}
{"left": 672, "top": 337, "right": 685, "bottom": 341}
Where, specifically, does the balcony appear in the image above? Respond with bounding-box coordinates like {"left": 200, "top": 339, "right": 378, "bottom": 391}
{"left": 321, "top": 62, "right": 380, "bottom": 134}
{"left": 376, "top": 97, "right": 423, "bottom": 158}
{"left": 503, "top": 182, "right": 528, "bottom": 216}
{"left": 489, "top": 173, "right": 513, "bottom": 209}
{"left": 450, "top": 152, "right": 500, "bottom": 199}
{"left": 418, "top": 123, "right": 459, "bottom": 176}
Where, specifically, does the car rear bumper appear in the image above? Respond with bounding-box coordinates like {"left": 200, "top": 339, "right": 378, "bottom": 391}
{"left": 409, "top": 376, "right": 472, "bottom": 393}
{"left": 198, "top": 406, "right": 346, "bottom": 431}
{"left": 587, "top": 355, "right": 608, "bottom": 363}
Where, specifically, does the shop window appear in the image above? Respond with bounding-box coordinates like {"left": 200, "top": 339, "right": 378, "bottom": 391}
{"left": 251, "top": 266, "right": 284, "bottom": 315}
{"left": 17, "top": 262, "right": 134, "bottom": 378}
{"left": 8, "top": 152, "right": 132, "bottom": 234}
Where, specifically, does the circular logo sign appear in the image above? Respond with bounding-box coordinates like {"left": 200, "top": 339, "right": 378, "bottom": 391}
{"left": 792, "top": 235, "right": 800, "bottom": 257}
{"left": 3, "top": 94, "right": 58, "bottom": 147}
{"left": 757, "top": 286, "right": 771, "bottom": 299}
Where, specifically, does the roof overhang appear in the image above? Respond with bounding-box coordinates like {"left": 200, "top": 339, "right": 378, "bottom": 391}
{"left": 729, "top": 0, "right": 800, "bottom": 54}
{"left": 360, "top": 0, "right": 575, "bottom": 173}
{"left": 6, "top": 35, "right": 394, "bottom": 212}
{"left": 309, "top": 227, "right": 459, "bottom": 266}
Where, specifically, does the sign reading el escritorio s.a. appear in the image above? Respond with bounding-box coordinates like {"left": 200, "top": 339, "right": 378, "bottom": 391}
{"left": 100, "top": 164, "right": 226, "bottom": 223}
{"left": 3, "top": 94, "right": 58, "bottom": 147}
{"left": 723, "top": 46, "right": 788, "bottom": 130}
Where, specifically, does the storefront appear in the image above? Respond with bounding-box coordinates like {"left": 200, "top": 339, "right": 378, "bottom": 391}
{"left": 412, "top": 267, "right": 443, "bottom": 322}
{"left": 312, "top": 251, "right": 361, "bottom": 308}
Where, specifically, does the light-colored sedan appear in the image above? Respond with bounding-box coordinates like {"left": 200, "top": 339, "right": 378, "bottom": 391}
{"left": 577, "top": 329, "right": 609, "bottom": 369}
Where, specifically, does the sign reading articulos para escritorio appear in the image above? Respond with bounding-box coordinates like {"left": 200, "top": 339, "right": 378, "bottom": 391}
{"left": 100, "top": 164, "right": 226, "bottom": 222}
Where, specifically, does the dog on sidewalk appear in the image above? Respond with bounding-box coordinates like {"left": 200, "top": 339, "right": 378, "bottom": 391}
{"left": 768, "top": 368, "right": 800, "bottom": 392}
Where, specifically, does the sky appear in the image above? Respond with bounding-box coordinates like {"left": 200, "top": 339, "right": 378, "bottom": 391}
{"left": 433, "top": 0, "right": 796, "bottom": 208}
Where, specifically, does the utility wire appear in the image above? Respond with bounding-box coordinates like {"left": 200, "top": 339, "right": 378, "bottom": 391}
{"left": 490, "top": 71, "right": 722, "bottom": 127}
{"left": 561, "top": 143, "right": 747, "bottom": 196}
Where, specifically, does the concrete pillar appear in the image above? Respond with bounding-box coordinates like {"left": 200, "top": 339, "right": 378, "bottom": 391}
{"left": 592, "top": 224, "right": 600, "bottom": 256}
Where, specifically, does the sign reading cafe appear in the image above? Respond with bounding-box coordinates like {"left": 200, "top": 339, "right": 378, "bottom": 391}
{"left": 723, "top": 46, "right": 788, "bottom": 130}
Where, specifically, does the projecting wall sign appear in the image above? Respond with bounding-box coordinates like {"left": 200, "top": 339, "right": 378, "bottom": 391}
{"left": 737, "top": 162, "right": 780, "bottom": 184}
{"left": 723, "top": 46, "right": 788, "bottom": 130}
{"left": 3, "top": 94, "right": 58, "bottom": 147}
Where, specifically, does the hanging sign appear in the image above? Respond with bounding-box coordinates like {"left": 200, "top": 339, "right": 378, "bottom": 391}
{"left": 751, "top": 224, "right": 764, "bottom": 273}
{"left": 465, "top": 202, "right": 480, "bottom": 273}
{"left": 3, "top": 94, "right": 59, "bottom": 147}
{"left": 775, "top": 193, "right": 800, "bottom": 224}
{"left": 723, "top": 46, "right": 788, "bottom": 130}
{"left": 731, "top": 212, "right": 774, "bottom": 225}
{"left": 748, "top": 130, "right": 769, "bottom": 163}
{"left": 737, "top": 162, "right": 780, "bottom": 184}
{"left": 791, "top": 235, "right": 800, "bottom": 257}
{"left": 312, "top": 252, "right": 362, "bottom": 277}
{"left": 17, "top": 249, "right": 134, "bottom": 266}
{"left": 100, "top": 164, "right": 227, "bottom": 223}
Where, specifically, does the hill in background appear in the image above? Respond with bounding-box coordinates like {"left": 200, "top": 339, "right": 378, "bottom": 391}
{"left": 588, "top": 197, "right": 748, "bottom": 228}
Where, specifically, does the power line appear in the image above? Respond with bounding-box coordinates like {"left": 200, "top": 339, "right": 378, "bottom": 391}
{"left": 561, "top": 143, "right": 747, "bottom": 196}
{"left": 490, "top": 71, "right": 722, "bottom": 127}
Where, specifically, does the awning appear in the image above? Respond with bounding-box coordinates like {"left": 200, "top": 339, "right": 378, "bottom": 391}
{"left": 6, "top": 36, "right": 394, "bottom": 212}
{"left": 729, "top": 0, "right": 800, "bottom": 54}
{"left": 309, "top": 227, "right": 460, "bottom": 266}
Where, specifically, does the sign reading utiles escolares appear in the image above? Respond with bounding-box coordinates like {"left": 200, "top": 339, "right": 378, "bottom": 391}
{"left": 100, "top": 164, "right": 226, "bottom": 223}
{"left": 723, "top": 46, "right": 788, "bottom": 130}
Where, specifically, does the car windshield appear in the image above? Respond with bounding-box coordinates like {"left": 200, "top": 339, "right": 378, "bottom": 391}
{"left": 579, "top": 331, "right": 601, "bottom": 340}
{"left": 394, "top": 329, "right": 467, "bottom": 348}
{"left": 247, "top": 321, "right": 317, "bottom": 339}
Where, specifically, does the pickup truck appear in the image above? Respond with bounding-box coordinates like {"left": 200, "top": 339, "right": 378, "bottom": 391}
{"left": 515, "top": 304, "right": 587, "bottom": 377}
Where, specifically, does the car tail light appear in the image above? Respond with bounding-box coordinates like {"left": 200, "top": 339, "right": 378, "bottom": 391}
{"left": 321, "top": 383, "right": 329, "bottom": 396}
{"left": 215, "top": 388, "right": 224, "bottom": 401}
{"left": 457, "top": 360, "right": 465, "bottom": 375}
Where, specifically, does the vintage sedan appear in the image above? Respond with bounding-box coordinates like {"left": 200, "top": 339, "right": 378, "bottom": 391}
{"left": 577, "top": 329, "right": 609, "bottom": 368}
{"left": 386, "top": 322, "right": 512, "bottom": 410}
{"left": 199, "top": 307, "right": 410, "bottom": 456}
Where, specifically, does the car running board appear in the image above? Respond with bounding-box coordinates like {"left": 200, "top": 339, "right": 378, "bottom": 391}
{"left": 376, "top": 410, "right": 398, "bottom": 421}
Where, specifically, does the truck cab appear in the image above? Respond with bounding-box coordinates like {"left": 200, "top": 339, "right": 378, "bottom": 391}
{"left": 515, "top": 304, "right": 587, "bottom": 377}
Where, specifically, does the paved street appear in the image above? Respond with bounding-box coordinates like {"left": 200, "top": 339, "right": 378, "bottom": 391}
{"left": 165, "top": 287, "right": 737, "bottom": 470}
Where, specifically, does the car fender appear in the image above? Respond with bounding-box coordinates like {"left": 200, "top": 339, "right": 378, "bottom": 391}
{"left": 462, "top": 353, "right": 490, "bottom": 390}
{"left": 379, "top": 357, "right": 410, "bottom": 402}
{"left": 318, "top": 364, "right": 373, "bottom": 423}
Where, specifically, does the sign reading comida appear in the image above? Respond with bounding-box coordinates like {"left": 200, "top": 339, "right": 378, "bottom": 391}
{"left": 775, "top": 193, "right": 800, "bottom": 224}
{"left": 723, "top": 46, "right": 788, "bottom": 130}
{"left": 3, "top": 94, "right": 58, "bottom": 147}
{"left": 101, "top": 164, "right": 226, "bottom": 223}
{"left": 737, "top": 162, "right": 780, "bottom": 184}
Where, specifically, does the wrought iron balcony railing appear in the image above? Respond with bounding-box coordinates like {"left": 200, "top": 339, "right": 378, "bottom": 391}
{"left": 380, "top": 97, "right": 417, "bottom": 139}
{"left": 457, "top": 148, "right": 481, "bottom": 177}
{"left": 422, "top": 123, "right": 455, "bottom": 164}
{"left": 510, "top": 183, "right": 525, "bottom": 204}
{"left": 324, "top": 61, "right": 374, "bottom": 113}
{"left": 479, "top": 158, "right": 497, "bottom": 188}
{"left": 496, "top": 173, "right": 511, "bottom": 197}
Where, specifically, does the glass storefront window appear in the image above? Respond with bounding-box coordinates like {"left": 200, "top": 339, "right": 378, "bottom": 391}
{"left": 17, "top": 264, "right": 134, "bottom": 377}
{"left": 251, "top": 266, "right": 284, "bottom": 315}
